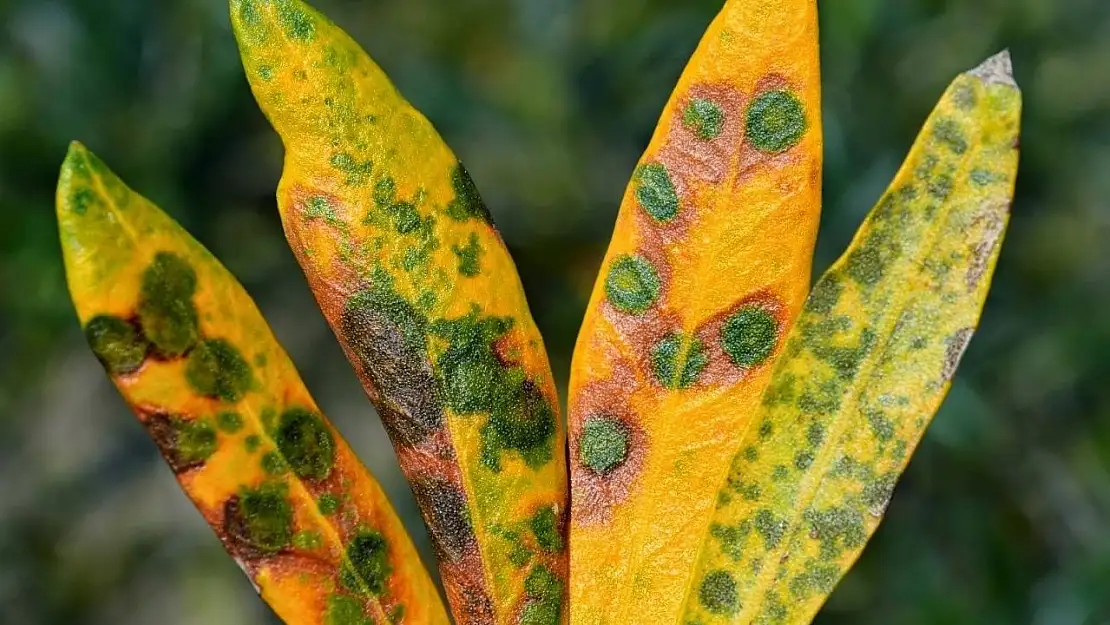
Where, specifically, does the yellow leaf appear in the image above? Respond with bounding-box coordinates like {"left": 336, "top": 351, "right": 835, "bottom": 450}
{"left": 229, "top": 1, "right": 567, "bottom": 622}
{"left": 566, "top": 1, "right": 822, "bottom": 622}
{"left": 681, "top": 52, "right": 1021, "bottom": 624}
{"left": 56, "top": 142, "right": 448, "bottom": 625}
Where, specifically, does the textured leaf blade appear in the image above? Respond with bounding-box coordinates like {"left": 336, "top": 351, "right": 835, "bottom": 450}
{"left": 681, "top": 52, "right": 1022, "bottom": 624}
{"left": 229, "top": 1, "right": 567, "bottom": 622}
{"left": 566, "top": 1, "right": 822, "bottom": 623}
{"left": 56, "top": 142, "right": 448, "bottom": 625}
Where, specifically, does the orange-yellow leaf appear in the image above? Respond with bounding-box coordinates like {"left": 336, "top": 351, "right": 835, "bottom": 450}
{"left": 566, "top": 1, "right": 822, "bottom": 623}
{"left": 229, "top": 2, "right": 567, "bottom": 622}
{"left": 56, "top": 142, "right": 448, "bottom": 625}
{"left": 681, "top": 52, "right": 1022, "bottom": 624}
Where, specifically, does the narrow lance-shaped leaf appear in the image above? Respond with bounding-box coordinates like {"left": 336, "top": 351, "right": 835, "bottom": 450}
{"left": 681, "top": 52, "right": 1021, "bottom": 624}
{"left": 567, "top": 1, "right": 821, "bottom": 622}
{"left": 229, "top": 2, "right": 567, "bottom": 622}
{"left": 56, "top": 143, "right": 449, "bottom": 625}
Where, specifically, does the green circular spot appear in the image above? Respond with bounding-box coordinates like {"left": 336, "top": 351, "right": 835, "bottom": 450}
{"left": 488, "top": 382, "right": 557, "bottom": 455}
{"left": 605, "top": 254, "right": 661, "bottom": 314}
{"left": 275, "top": 407, "right": 336, "bottom": 481}
{"left": 185, "top": 338, "right": 253, "bottom": 402}
{"left": 635, "top": 162, "right": 679, "bottom": 222}
{"left": 721, "top": 306, "right": 779, "bottom": 368}
{"left": 235, "top": 483, "right": 293, "bottom": 553}
{"left": 699, "top": 570, "right": 740, "bottom": 615}
{"left": 317, "top": 493, "right": 341, "bottom": 516}
{"left": 530, "top": 506, "right": 563, "bottom": 552}
{"left": 138, "top": 252, "right": 199, "bottom": 357}
{"left": 216, "top": 411, "right": 244, "bottom": 433}
{"left": 84, "top": 315, "right": 149, "bottom": 374}
{"left": 651, "top": 333, "right": 708, "bottom": 389}
{"left": 340, "top": 530, "right": 392, "bottom": 596}
{"left": 683, "top": 97, "right": 725, "bottom": 140}
{"left": 579, "top": 416, "right": 630, "bottom": 475}
{"left": 175, "top": 417, "right": 218, "bottom": 465}
{"left": 746, "top": 90, "right": 807, "bottom": 154}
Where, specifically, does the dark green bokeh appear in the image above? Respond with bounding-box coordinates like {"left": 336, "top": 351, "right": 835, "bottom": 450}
{"left": 2, "top": 0, "right": 1109, "bottom": 623}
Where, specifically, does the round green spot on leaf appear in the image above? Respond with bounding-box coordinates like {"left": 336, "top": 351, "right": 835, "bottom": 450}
{"left": 233, "top": 483, "right": 294, "bottom": 554}
{"left": 530, "top": 506, "right": 563, "bottom": 552}
{"left": 340, "top": 530, "right": 392, "bottom": 596}
{"left": 579, "top": 416, "right": 630, "bottom": 475}
{"left": 699, "top": 570, "right": 740, "bottom": 615}
{"left": 318, "top": 493, "right": 341, "bottom": 516}
{"left": 216, "top": 411, "right": 244, "bottom": 433}
{"left": 605, "top": 254, "right": 661, "bottom": 314}
{"left": 138, "top": 252, "right": 199, "bottom": 357}
{"left": 325, "top": 594, "right": 372, "bottom": 625}
{"left": 651, "top": 333, "right": 708, "bottom": 389}
{"left": 275, "top": 407, "right": 336, "bottom": 481}
{"left": 635, "top": 162, "right": 679, "bottom": 222}
{"left": 683, "top": 97, "right": 725, "bottom": 140}
{"left": 721, "top": 305, "right": 779, "bottom": 368}
{"left": 185, "top": 339, "right": 253, "bottom": 402}
{"left": 746, "top": 90, "right": 807, "bottom": 154}
{"left": 84, "top": 315, "right": 148, "bottom": 374}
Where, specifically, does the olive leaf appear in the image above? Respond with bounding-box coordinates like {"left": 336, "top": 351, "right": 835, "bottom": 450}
{"left": 565, "top": 1, "right": 823, "bottom": 621}
{"left": 229, "top": 1, "right": 567, "bottom": 622}
{"left": 56, "top": 142, "right": 448, "bottom": 625}
{"left": 680, "top": 51, "right": 1021, "bottom": 625}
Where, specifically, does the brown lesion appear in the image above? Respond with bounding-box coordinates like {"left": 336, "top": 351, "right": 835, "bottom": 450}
{"left": 693, "top": 289, "right": 788, "bottom": 388}
{"left": 569, "top": 360, "right": 649, "bottom": 526}
{"left": 965, "top": 199, "right": 1009, "bottom": 291}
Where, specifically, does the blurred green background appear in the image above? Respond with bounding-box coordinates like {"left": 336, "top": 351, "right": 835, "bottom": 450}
{"left": 2, "top": 0, "right": 1109, "bottom": 623}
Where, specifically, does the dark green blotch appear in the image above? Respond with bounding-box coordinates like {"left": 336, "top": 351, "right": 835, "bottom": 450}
{"left": 149, "top": 414, "right": 217, "bottom": 471}
{"left": 228, "top": 482, "right": 293, "bottom": 554}
{"left": 746, "top": 90, "right": 807, "bottom": 154}
{"left": 453, "top": 233, "right": 484, "bottom": 277}
{"left": 530, "top": 506, "right": 563, "bottom": 552}
{"left": 244, "top": 434, "right": 262, "bottom": 452}
{"left": 721, "top": 306, "right": 779, "bottom": 368}
{"left": 276, "top": 1, "right": 316, "bottom": 41}
{"left": 261, "top": 451, "right": 287, "bottom": 475}
{"left": 578, "top": 416, "right": 630, "bottom": 475}
{"left": 138, "top": 252, "right": 199, "bottom": 358}
{"left": 932, "top": 118, "right": 968, "bottom": 154}
{"left": 275, "top": 407, "right": 335, "bottom": 481}
{"left": 446, "top": 163, "right": 493, "bottom": 223}
{"left": 790, "top": 564, "right": 840, "bottom": 599}
{"left": 324, "top": 594, "right": 373, "bottom": 625}
{"left": 846, "top": 231, "right": 899, "bottom": 287}
{"left": 485, "top": 381, "right": 557, "bottom": 464}
{"left": 389, "top": 201, "right": 421, "bottom": 234}
{"left": 710, "top": 522, "right": 748, "bottom": 561}
{"left": 862, "top": 472, "right": 898, "bottom": 513}
{"left": 216, "top": 411, "right": 243, "bottom": 433}
{"left": 804, "top": 506, "right": 867, "bottom": 560}
{"left": 794, "top": 451, "right": 814, "bottom": 470}
{"left": 807, "top": 276, "right": 842, "bottom": 314}
{"left": 651, "top": 333, "right": 707, "bottom": 389}
{"left": 605, "top": 254, "right": 661, "bottom": 315}
{"left": 635, "top": 162, "right": 679, "bottom": 222}
{"left": 185, "top": 339, "right": 253, "bottom": 402}
{"left": 71, "top": 187, "right": 98, "bottom": 215}
{"left": 330, "top": 152, "right": 373, "bottom": 185}
{"left": 683, "top": 97, "right": 724, "bottom": 140}
{"left": 755, "top": 509, "right": 787, "bottom": 549}
{"left": 521, "top": 565, "right": 563, "bottom": 625}
{"left": 865, "top": 407, "right": 895, "bottom": 441}
{"left": 340, "top": 530, "right": 392, "bottom": 596}
{"left": 699, "top": 570, "right": 740, "bottom": 615}
{"left": 84, "top": 315, "right": 149, "bottom": 374}
{"left": 318, "top": 493, "right": 341, "bottom": 516}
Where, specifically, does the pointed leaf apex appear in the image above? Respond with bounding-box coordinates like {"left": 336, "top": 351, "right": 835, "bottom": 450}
{"left": 970, "top": 50, "right": 1017, "bottom": 88}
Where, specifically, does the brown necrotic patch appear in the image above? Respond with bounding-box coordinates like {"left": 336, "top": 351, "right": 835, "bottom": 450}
{"left": 570, "top": 363, "right": 649, "bottom": 526}
{"left": 411, "top": 479, "right": 477, "bottom": 564}
{"left": 694, "top": 291, "right": 788, "bottom": 388}
{"left": 664, "top": 83, "right": 746, "bottom": 186}
{"left": 144, "top": 411, "right": 218, "bottom": 473}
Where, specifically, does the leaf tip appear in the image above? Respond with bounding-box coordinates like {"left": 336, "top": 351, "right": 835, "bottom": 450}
{"left": 969, "top": 50, "right": 1017, "bottom": 89}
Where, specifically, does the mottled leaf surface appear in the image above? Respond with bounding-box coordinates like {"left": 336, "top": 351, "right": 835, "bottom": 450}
{"left": 566, "top": 1, "right": 822, "bottom": 623}
{"left": 681, "top": 52, "right": 1022, "bottom": 624}
{"left": 56, "top": 143, "right": 448, "bottom": 625}
{"left": 230, "top": 2, "right": 566, "bottom": 623}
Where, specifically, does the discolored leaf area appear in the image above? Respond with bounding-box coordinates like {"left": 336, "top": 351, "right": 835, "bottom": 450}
{"left": 681, "top": 52, "right": 1022, "bottom": 624}
{"left": 229, "top": 1, "right": 567, "bottom": 622}
{"left": 566, "top": 1, "right": 822, "bottom": 622}
{"left": 56, "top": 142, "right": 448, "bottom": 625}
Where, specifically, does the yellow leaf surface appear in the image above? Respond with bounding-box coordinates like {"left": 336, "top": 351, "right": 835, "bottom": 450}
{"left": 56, "top": 142, "right": 448, "bottom": 625}
{"left": 566, "top": 1, "right": 821, "bottom": 623}
{"left": 681, "top": 52, "right": 1022, "bottom": 624}
{"left": 229, "top": 2, "right": 567, "bottom": 622}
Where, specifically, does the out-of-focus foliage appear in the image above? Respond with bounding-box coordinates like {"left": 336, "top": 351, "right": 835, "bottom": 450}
{"left": 1, "top": 1, "right": 1109, "bottom": 624}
